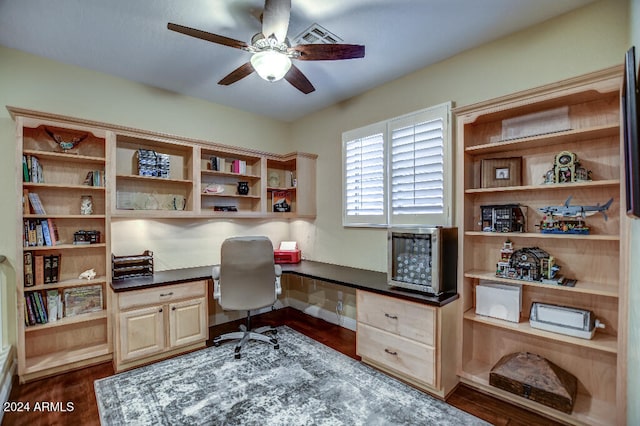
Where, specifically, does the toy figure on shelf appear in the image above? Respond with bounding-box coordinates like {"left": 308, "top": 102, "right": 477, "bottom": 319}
{"left": 537, "top": 216, "right": 590, "bottom": 234}
{"left": 496, "top": 244, "right": 571, "bottom": 285}
{"left": 496, "top": 239, "right": 514, "bottom": 276}
{"left": 542, "top": 151, "right": 592, "bottom": 184}
{"left": 481, "top": 204, "right": 526, "bottom": 233}
{"left": 538, "top": 195, "right": 613, "bottom": 221}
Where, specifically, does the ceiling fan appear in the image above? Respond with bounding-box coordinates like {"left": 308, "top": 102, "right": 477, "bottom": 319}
{"left": 167, "top": 0, "right": 365, "bottom": 94}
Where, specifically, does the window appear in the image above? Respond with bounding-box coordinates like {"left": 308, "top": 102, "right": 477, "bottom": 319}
{"left": 342, "top": 102, "right": 452, "bottom": 227}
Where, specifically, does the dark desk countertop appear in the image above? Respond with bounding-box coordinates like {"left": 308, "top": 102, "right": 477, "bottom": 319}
{"left": 111, "top": 260, "right": 458, "bottom": 307}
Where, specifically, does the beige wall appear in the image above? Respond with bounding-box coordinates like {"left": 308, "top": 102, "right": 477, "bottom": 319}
{"left": 290, "top": 0, "right": 630, "bottom": 272}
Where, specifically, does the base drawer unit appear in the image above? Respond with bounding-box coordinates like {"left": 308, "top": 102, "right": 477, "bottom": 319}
{"left": 356, "top": 290, "right": 459, "bottom": 399}
{"left": 358, "top": 323, "right": 435, "bottom": 386}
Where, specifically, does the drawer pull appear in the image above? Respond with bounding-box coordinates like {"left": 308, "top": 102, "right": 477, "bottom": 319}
{"left": 384, "top": 348, "right": 398, "bottom": 356}
{"left": 384, "top": 313, "right": 398, "bottom": 320}
{"left": 158, "top": 308, "right": 163, "bottom": 313}
{"left": 159, "top": 292, "right": 174, "bottom": 297}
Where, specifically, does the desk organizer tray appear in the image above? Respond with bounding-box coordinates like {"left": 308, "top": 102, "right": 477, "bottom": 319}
{"left": 112, "top": 250, "right": 153, "bottom": 280}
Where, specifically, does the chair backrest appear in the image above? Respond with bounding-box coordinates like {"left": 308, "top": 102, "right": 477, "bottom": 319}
{"left": 218, "top": 236, "right": 277, "bottom": 311}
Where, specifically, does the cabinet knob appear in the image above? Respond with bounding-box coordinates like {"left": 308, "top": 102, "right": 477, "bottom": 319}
{"left": 384, "top": 313, "right": 398, "bottom": 320}
{"left": 172, "top": 306, "right": 176, "bottom": 311}
{"left": 384, "top": 348, "right": 398, "bottom": 356}
{"left": 159, "top": 308, "right": 163, "bottom": 313}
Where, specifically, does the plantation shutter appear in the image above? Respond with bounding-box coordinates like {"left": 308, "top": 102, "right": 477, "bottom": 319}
{"left": 342, "top": 123, "right": 386, "bottom": 226}
{"left": 389, "top": 103, "right": 451, "bottom": 225}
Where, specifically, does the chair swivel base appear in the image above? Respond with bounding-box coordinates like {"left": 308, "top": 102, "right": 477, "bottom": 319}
{"left": 213, "top": 324, "right": 278, "bottom": 359}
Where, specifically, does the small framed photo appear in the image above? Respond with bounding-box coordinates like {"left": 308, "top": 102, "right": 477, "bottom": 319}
{"left": 481, "top": 157, "right": 522, "bottom": 188}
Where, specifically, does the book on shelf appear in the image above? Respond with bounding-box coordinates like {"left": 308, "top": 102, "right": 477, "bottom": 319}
{"left": 27, "top": 192, "right": 46, "bottom": 215}
{"left": 24, "top": 293, "right": 36, "bottom": 326}
{"left": 35, "top": 222, "right": 44, "bottom": 246}
{"left": 63, "top": 285, "right": 103, "bottom": 317}
{"left": 34, "top": 255, "right": 45, "bottom": 286}
{"left": 46, "top": 289, "right": 59, "bottom": 323}
{"left": 23, "top": 219, "right": 58, "bottom": 247}
{"left": 84, "top": 170, "right": 105, "bottom": 187}
{"left": 272, "top": 190, "right": 292, "bottom": 212}
{"left": 23, "top": 252, "right": 34, "bottom": 287}
{"left": 23, "top": 188, "right": 31, "bottom": 214}
{"left": 23, "top": 155, "right": 44, "bottom": 183}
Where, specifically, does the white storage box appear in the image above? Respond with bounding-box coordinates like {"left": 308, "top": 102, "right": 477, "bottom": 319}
{"left": 475, "top": 281, "right": 521, "bottom": 323}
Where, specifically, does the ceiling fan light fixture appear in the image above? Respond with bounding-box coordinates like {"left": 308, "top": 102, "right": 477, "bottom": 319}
{"left": 251, "top": 50, "right": 292, "bottom": 82}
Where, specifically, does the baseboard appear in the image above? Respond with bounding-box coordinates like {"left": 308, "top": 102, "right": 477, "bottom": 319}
{"left": 286, "top": 298, "right": 357, "bottom": 331}
{"left": 0, "top": 346, "right": 17, "bottom": 424}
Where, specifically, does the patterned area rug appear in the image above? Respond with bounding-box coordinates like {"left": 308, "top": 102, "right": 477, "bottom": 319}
{"left": 95, "top": 326, "right": 488, "bottom": 425}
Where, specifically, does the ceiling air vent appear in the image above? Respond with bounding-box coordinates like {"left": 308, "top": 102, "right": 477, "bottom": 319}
{"left": 293, "top": 23, "right": 342, "bottom": 45}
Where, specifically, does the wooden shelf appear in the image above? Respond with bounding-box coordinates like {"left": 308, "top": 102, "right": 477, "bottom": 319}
{"left": 463, "top": 309, "right": 617, "bottom": 354}
{"left": 24, "top": 310, "right": 107, "bottom": 333}
{"left": 201, "top": 193, "right": 261, "bottom": 199}
{"left": 23, "top": 149, "right": 105, "bottom": 164}
{"left": 23, "top": 214, "right": 106, "bottom": 220}
{"left": 464, "top": 231, "right": 620, "bottom": 241}
{"left": 464, "top": 270, "right": 618, "bottom": 297}
{"left": 464, "top": 124, "right": 619, "bottom": 155}
{"left": 455, "top": 68, "right": 626, "bottom": 424}
{"left": 24, "top": 343, "right": 111, "bottom": 375}
{"left": 458, "top": 363, "right": 615, "bottom": 426}
{"left": 201, "top": 170, "right": 260, "bottom": 180}
{"left": 26, "top": 276, "right": 108, "bottom": 291}
{"left": 267, "top": 186, "right": 297, "bottom": 192}
{"left": 23, "top": 182, "right": 106, "bottom": 191}
{"left": 24, "top": 243, "right": 107, "bottom": 251}
{"left": 115, "top": 174, "right": 192, "bottom": 185}
{"left": 465, "top": 179, "right": 620, "bottom": 194}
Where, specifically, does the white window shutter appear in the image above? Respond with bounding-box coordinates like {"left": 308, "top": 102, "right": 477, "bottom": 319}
{"left": 390, "top": 102, "right": 452, "bottom": 226}
{"left": 342, "top": 123, "right": 387, "bottom": 226}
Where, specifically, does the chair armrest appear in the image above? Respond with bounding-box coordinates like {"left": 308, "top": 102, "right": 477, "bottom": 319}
{"left": 212, "top": 265, "right": 221, "bottom": 300}
{"left": 274, "top": 264, "right": 282, "bottom": 296}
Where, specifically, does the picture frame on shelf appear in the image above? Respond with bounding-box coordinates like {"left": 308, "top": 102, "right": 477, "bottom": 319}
{"left": 481, "top": 157, "right": 522, "bottom": 188}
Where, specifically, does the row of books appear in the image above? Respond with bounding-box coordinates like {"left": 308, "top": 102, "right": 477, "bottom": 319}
{"left": 25, "top": 191, "right": 46, "bottom": 215}
{"left": 83, "top": 170, "right": 106, "bottom": 187}
{"left": 209, "top": 156, "right": 248, "bottom": 174}
{"left": 23, "top": 155, "right": 44, "bottom": 183}
{"left": 24, "top": 285, "right": 104, "bottom": 327}
{"left": 24, "top": 253, "right": 61, "bottom": 286}
{"left": 23, "top": 218, "right": 59, "bottom": 247}
{"left": 24, "top": 290, "right": 60, "bottom": 326}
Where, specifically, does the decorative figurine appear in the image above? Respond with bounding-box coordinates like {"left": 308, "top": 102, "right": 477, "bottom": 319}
{"left": 538, "top": 196, "right": 613, "bottom": 221}
{"left": 80, "top": 195, "right": 94, "bottom": 215}
{"left": 78, "top": 268, "right": 97, "bottom": 280}
{"left": 543, "top": 151, "right": 591, "bottom": 184}
{"left": 481, "top": 204, "right": 526, "bottom": 232}
{"left": 496, "top": 243, "right": 573, "bottom": 285}
{"left": 45, "top": 127, "right": 88, "bottom": 153}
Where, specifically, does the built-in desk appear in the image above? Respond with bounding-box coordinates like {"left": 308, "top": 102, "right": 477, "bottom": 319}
{"left": 110, "top": 260, "right": 458, "bottom": 307}
{"left": 111, "top": 260, "right": 460, "bottom": 396}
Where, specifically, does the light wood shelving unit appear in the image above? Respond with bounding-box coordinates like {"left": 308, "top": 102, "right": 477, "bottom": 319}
{"left": 8, "top": 106, "right": 317, "bottom": 383}
{"left": 454, "top": 66, "right": 629, "bottom": 426}
{"left": 11, "top": 113, "right": 112, "bottom": 383}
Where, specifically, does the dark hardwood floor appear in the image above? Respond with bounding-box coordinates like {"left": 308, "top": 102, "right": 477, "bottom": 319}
{"left": 3, "top": 308, "right": 560, "bottom": 425}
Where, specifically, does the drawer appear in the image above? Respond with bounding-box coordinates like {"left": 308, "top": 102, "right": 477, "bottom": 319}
{"left": 118, "top": 280, "right": 207, "bottom": 310}
{"left": 357, "top": 323, "right": 435, "bottom": 387}
{"left": 357, "top": 290, "right": 436, "bottom": 346}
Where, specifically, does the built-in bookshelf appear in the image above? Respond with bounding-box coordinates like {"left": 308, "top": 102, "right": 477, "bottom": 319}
{"left": 12, "top": 114, "right": 112, "bottom": 383}
{"left": 454, "top": 66, "right": 628, "bottom": 426}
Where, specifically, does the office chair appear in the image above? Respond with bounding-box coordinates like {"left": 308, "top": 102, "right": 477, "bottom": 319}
{"left": 212, "top": 236, "right": 282, "bottom": 359}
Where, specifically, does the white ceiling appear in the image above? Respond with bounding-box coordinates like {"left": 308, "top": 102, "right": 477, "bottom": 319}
{"left": 0, "top": 0, "right": 595, "bottom": 122}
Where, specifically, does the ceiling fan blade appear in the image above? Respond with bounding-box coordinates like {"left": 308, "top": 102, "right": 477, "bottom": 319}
{"left": 218, "top": 62, "right": 255, "bottom": 85}
{"left": 261, "top": 0, "right": 291, "bottom": 42}
{"left": 290, "top": 44, "right": 365, "bottom": 61}
{"left": 168, "top": 23, "right": 251, "bottom": 51}
{"left": 284, "top": 64, "right": 315, "bottom": 94}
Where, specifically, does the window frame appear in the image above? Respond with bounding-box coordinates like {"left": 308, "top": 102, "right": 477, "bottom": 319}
{"left": 342, "top": 102, "right": 453, "bottom": 228}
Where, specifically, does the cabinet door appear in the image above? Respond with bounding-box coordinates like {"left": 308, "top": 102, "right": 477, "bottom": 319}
{"left": 119, "top": 305, "right": 165, "bottom": 362}
{"left": 169, "top": 297, "right": 208, "bottom": 348}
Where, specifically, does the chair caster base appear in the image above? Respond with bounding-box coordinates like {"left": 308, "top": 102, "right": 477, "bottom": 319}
{"left": 274, "top": 344, "right": 280, "bottom": 350}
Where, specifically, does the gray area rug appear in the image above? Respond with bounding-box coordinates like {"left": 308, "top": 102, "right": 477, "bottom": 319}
{"left": 95, "top": 326, "right": 488, "bottom": 425}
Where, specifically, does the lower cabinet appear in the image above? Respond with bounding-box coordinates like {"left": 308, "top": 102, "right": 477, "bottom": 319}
{"left": 113, "top": 280, "right": 208, "bottom": 372}
{"left": 356, "top": 290, "right": 458, "bottom": 399}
